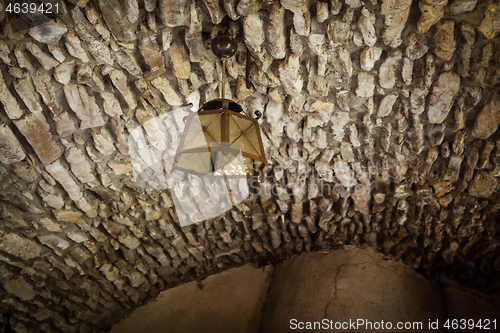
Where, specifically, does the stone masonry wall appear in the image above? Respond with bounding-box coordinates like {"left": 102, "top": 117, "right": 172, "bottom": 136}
{"left": 0, "top": 0, "right": 500, "bottom": 332}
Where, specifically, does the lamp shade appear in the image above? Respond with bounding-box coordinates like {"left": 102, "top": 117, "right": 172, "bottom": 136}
{"left": 171, "top": 99, "right": 268, "bottom": 178}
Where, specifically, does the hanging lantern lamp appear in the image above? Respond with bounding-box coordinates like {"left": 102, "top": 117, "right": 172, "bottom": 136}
{"left": 171, "top": 34, "right": 268, "bottom": 179}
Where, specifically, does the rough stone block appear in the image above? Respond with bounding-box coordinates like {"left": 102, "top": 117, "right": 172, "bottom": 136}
{"left": 13, "top": 113, "right": 62, "bottom": 165}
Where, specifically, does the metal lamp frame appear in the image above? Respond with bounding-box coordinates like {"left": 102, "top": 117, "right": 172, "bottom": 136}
{"left": 171, "top": 98, "right": 268, "bottom": 179}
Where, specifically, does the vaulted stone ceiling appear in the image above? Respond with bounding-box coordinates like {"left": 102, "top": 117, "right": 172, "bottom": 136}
{"left": 1, "top": 0, "right": 500, "bottom": 331}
